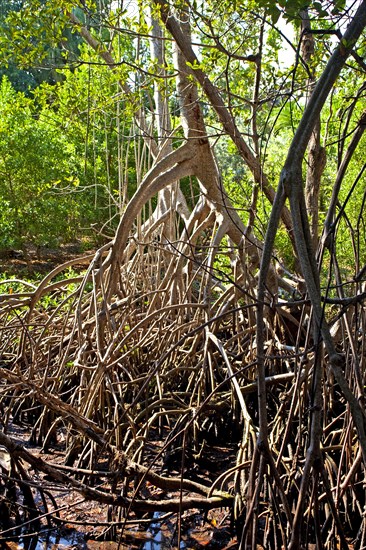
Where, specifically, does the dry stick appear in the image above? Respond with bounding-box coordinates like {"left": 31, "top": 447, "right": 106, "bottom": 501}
{"left": 109, "top": 348, "right": 269, "bottom": 519}
{"left": 208, "top": 461, "right": 252, "bottom": 499}
{"left": 241, "top": 449, "right": 264, "bottom": 548}
{"left": 338, "top": 449, "right": 362, "bottom": 501}
{"left": 207, "top": 331, "right": 257, "bottom": 432}
{"left": 103, "top": 302, "right": 207, "bottom": 368}
{"left": 120, "top": 209, "right": 171, "bottom": 275}
{"left": 25, "top": 255, "right": 96, "bottom": 317}
{"left": 53, "top": 511, "right": 174, "bottom": 528}
{"left": 0, "top": 493, "right": 84, "bottom": 539}
{"left": 318, "top": 459, "right": 349, "bottom": 549}
{"left": 203, "top": 216, "right": 230, "bottom": 312}
{"left": 140, "top": 207, "right": 213, "bottom": 313}
{"left": 275, "top": 356, "right": 309, "bottom": 468}
{"left": 33, "top": 284, "right": 83, "bottom": 366}
{"left": 104, "top": 304, "right": 254, "bottom": 429}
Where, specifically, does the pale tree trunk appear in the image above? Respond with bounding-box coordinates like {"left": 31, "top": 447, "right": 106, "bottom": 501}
{"left": 147, "top": 12, "right": 190, "bottom": 237}
{"left": 155, "top": 0, "right": 294, "bottom": 242}
{"left": 301, "top": 10, "right": 327, "bottom": 251}
{"left": 305, "top": 117, "right": 326, "bottom": 250}
{"left": 147, "top": 13, "right": 174, "bottom": 239}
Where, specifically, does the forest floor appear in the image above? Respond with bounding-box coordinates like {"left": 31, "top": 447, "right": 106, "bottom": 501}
{"left": 0, "top": 242, "right": 94, "bottom": 276}
{"left": 2, "top": 421, "right": 239, "bottom": 549}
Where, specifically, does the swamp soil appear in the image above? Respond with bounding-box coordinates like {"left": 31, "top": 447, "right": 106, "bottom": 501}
{"left": 1, "top": 421, "right": 238, "bottom": 549}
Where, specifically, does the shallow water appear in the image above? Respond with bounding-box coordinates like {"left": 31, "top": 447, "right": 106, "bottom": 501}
{"left": 141, "top": 512, "right": 186, "bottom": 550}
{"left": 4, "top": 510, "right": 234, "bottom": 549}
{"left": 6, "top": 528, "right": 88, "bottom": 549}
{"left": 6, "top": 519, "right": 184, "bottom": 550}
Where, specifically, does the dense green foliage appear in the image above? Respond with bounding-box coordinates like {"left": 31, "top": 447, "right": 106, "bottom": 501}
{"left": 0, "top": 61, "right": 138, "bottom": 252}
{"left": 0, "top": 0, "right": 139, "bottom": 253}
{"left": 0, "top": 0, "right": 364, "bottom": 275}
